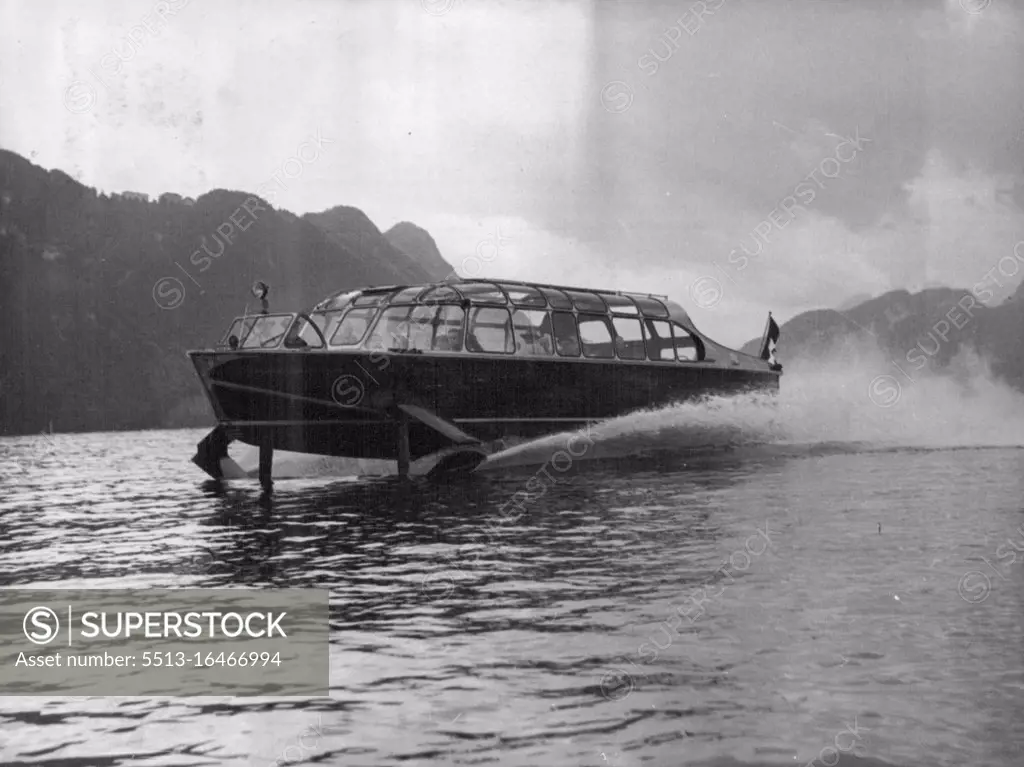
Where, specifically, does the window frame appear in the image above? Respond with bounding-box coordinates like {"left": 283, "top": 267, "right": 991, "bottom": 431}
{"left": 576, "top": 313, "right": 616, "bottom": 359}
{"left": 643, "top": 319, "right": 676, "bottom": 361}
{"left": 220, "top": 317, "right": 246, "bottom": 347}
{"left": 671, "top": 322, "right": 705, "bottom": 362}
{"left": 389, "top": 286, "right": 428, "bottom": 305}
{"left": 511, "top": 308, "right": 554, "bottom": 357}
{"left": 283, "top": 312, "right": 328, "bottom": 349}
{"left": 633, "top": 296, "right": 670, "bottom": 318}
{"left": 317, "top": 309, "right": 349, "bottom": 344}
{"left": 611, "top": 316, "right": 646, "bottom": 360}
{"left": 566, "top": 290, "right": 607, "bottom": 313}
{"left": 236, "top": 313, "right": 296, "bottom": 350}
{"left": 539, "top": 287, "right": 573, "bottom": 310}
{"left": 431, "top": 303, "right": 467, "bottom": 352}
{"left": 466, "top": 306, "right": 515, "bottom": 354}
{"left": 352, "top": 292, "right": 394, "bottom": 307}
{"left": 457, "top": 282, "right": 509, "bottom": 306}
{"left": 313, "top": 290, "right": 359, "bottom": 313}
{"left": 550, "top": 311, "right": 581, "bottom": 357}
{"left": 501, "top": 284, "right": 547, "bottom": 309}
{"left": 419, "top": 285, "right": 462, "bottom": 305}
{"left": 329, "top": 306, "right": 379, "bottom": 347}
{"left": 604, "top": 294, "right": 640, "bottom": 315}
{"left": 363, "top": 305, "right": 420, "bottom": 351}
{"left": 405, "top": 304, "right": 440, "bottom": 351}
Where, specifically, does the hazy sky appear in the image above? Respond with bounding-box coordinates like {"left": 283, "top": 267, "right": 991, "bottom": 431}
{"left": 1, "top": 0, "right": 1022, "bottom": 344}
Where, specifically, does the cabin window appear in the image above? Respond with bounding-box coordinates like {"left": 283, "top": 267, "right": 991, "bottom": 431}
{"left": 502, "top": 285, "right": 547, "bottom": 308}
{"left": 567, "top": 290, "right": 607, "bottom": 313}
{"left": 540, "top": 287, "right": 573, "bottom": 310}
{"left": 406, "top": 305, "right": 437, "bottom": 351}
{"left": 235, "top": 317, "right": 259, "bottom": 346}
{"left": 612, "top": 317, "right": 645, "bottom": 360}
{"left": 459, "top": 282, "right": 508, "bottom": 305}
{"left": 330, "top": 307, "right": 377, "bottom": 346}
{"left": 290, "top": 310, "right": 344, "bottom": 347}
{"left": 643, "top": 319, "right": 676, "bottom": 360}
{"left": 512, "top": 309, "right": 553, "bottom": 356}
{"left": 604, "top": 294, "right": 640, "bottom": 315}
{"left": 390, "top": 287, "right": 426, "bottom": 304}
{"left": 672, "top": 323, "right": 704, "bottom": 362}
{"left": 314, "top": 290, "right": 358, "bottom": 312}
{"left": 284, "top": 313, "right": 326, "bottom": 349}
{"left": 551, "top": 311, "right": 580, "bottom": 357}
{"left": 221, "top": 318, "right": 245, "bottom": 346}
{"left": 633, "top": 296, "right": 669, "bottom": 318}
{"left": 578, "top": 314, "right": 615, "bottom": 359}
{"left": 466, "top": 307, "right": 514, "bottom": 353}
{"left": 238, "top": 314, "right": 293, "bottom": 349}
{"left": 420, "top": 285, "right": 461, "bottom": 305}
{"left": 353, "top": 292, "right": 393, "bottom": 307}
{"left": 364, "top": 306, "right": 425, "bottom": 351}
{"left": 319, "top": 310, "right": 347, "bottom": 343}
{"left": 433, "top": 305, "right": 465, "bottom": 351}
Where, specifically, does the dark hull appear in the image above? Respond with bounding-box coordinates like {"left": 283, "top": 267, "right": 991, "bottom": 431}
{"left": 190, "top": 349, "right": 779, "bottom": 462}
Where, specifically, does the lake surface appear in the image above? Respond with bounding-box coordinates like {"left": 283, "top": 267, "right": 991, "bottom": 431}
{"left": 2, "top": 370, "right": 1024, "bottom": 766}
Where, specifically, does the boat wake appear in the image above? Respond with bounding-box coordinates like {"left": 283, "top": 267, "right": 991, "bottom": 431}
{"left": 226, "top": 346, "right": 1024, "bottom": 480}
{"left": 479, "top": 346, "right": 1024, "bottom": 471}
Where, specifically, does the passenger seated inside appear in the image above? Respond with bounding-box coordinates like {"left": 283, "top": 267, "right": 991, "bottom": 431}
{"left": 466, "top": 330, "right": 484, "bottom": 353}
{"left": 610, "top": 317, "right": 645, "bottom": 360}
{"left": 534, "top": 314, "right": 554, "bottom": 355}
{"left": 434, "top": 326, "right": 463, "bottom": 351}
{"left": 335, "top": 324, "right": 363, "bottom": 345}
{"left": 430, "top": 306, "right": 465, "bottom": 352}
{"left": 228, "top": 335, "right": 239, "bottom": 350}
{"left": 512, "top": 309, "right": 554, "bottom": 356}
{"left": 552, "top": 313, "right": 581, "bottom": 356}
{"left": 465, "top": 307, "right": 513, "bottom": 353}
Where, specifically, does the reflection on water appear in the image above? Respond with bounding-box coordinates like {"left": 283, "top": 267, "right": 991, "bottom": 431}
{"left": 1, "top": 426, "right": 1023, "bottom": 766}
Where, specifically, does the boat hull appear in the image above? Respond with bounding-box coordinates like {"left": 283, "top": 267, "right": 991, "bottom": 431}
{"left": 189, "top": 349, "right": 779, "bottom": 463}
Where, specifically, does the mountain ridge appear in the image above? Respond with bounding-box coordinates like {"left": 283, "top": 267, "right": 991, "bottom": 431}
{"left": 384, "top": 221, "right": 453, "bottom": 281}
{"left": 740, "top": 284, "right": 1024, "bottom": 392}
{"left": 0, "top": 149, "right": 455, "bottom": 435}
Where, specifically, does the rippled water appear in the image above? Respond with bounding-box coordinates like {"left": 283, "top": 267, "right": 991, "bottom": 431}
{"left": 3, "top": 366, "right": 1024, "bottom": 766}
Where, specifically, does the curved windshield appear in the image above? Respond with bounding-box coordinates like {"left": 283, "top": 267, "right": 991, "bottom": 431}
{"left": 219, "top": 317, "right": 252, "bottom": 348}
{"left": 238, "top": 314, "right": 295, "bottom": 349}
{"left": 284, "top": 314, "right": 326, "bottom": 349}
{"left": 330, "top": 307, "right": 377, "bottom": 346}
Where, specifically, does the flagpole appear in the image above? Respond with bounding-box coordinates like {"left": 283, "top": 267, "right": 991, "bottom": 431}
{"left": 758, "top": 311, "right": 771, "bottom": 360}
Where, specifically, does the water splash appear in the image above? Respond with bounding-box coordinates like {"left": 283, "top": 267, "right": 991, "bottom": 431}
{"left": 482, "top": 343, "right": 1024, "bottom": 470}
{"left": 227, "top": 343, "right": 1024, "bottom": 478}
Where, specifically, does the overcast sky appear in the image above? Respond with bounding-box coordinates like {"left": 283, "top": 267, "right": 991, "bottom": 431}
{"left": 2, "top": 0, "right": 1022, "bottom": 345}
